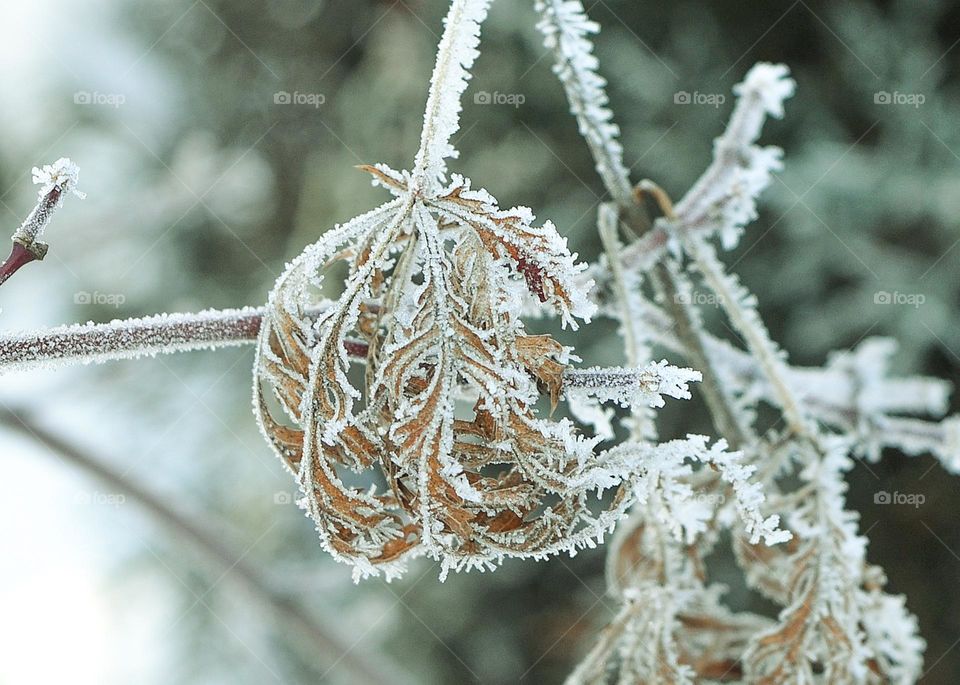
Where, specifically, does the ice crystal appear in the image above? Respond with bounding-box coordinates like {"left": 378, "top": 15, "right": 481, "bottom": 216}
{"left": 32, "top": 157, "right": 86, "bottom": 202}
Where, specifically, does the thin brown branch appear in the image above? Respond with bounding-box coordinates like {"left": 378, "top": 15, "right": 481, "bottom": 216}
{"left": 0, "top": 307, "right": 270, "bottom": 372}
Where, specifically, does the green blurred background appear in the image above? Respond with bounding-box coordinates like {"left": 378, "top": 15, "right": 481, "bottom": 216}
{"left": 1, "top": 0, "right": 959, "bottom": 682}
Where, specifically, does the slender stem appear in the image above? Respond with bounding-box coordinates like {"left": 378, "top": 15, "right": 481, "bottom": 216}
{"left": 0, "top": 307, "right": 270, "bottom": 372}
{"left": 0, "top": 304, "right": 683, "bottom": 404}
{"left": 651, "top": 262, "right": 748, "bottom": 448}
{"left": 630, "top": 181, "right": 749, "bottom": 446}
{"left": 0, "top": 408, "right": 408, "bottom": 685}
{"left": 410, "top": 0, "right": 488, "bottom": 190}
{"left": 685, "top": 237, "right": 809, "bottom": 438}
{"left": 535, "top": 0, "right": 645, "bottom": 227}
{"left": 0, "top": 243, "right": 41, "bottom": 287}
{"left": 618, "top": 198, "right": 750, "bottom": 448}
{"left": 598, "top": 203, "right": 656, "bottom": 440}
{"left": 5, "top": 303, "right": 927, "bottom": 433}
{"left": 1, "top": 186, "right": 62, "bottom": 287}
{"left": 598, "top": 205, "right": 641, "bottom": 371}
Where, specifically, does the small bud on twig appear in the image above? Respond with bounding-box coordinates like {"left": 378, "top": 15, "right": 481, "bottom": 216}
{"left": 0, "top": 158, "right": 85, "bottom": 287}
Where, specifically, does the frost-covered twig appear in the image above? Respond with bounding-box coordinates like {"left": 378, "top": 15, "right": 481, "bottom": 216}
{"left": 0, "top": 158, "right": 85, "bottom": 287}
{"left": 600, "top": 290, "right": 951, "bottom": 429}
{"left": 686, "top": 237, "right": 811, "bottom": 437}
{"left": 663, "top": 64, "right": 810, "bottom": 437}
{"left": 619, "top": 64, "right": 794, "bottom": 272}
{"left": 670, "top": 63, "right": 793, "bottom": 251}
{"left": 0, "top": 306, "right": 273, "bottom": 374}
{"left": 860, "top": 415, "right": 960, "bottom": 474}
{"left": 533, "top": 0, "right": 744, "bottom": 448}
{"left": 597, "top": 202, "right": 657, "bottom": 440}
{"left": 1, "top": 305, "right": 697, "bottom": 413}
{"left": 0, "top": 408, "right": 409, "bottom": 685}
{"left": 653, "top": 65, "right": 929, "bottom": 682}
{"left": 411, "top": 0, "right": 490, "bottom": 192}
{"left": 535, "top": 0, "right": 635, "bottom": 209}
{"left": 534, "top": 2, "right": 940, "bottom": 677}
{"left": 565, "top": 360, "right": 701, "bottom": 409}
{"left": 654, "top": 258, "right": 753, "bottom": 448}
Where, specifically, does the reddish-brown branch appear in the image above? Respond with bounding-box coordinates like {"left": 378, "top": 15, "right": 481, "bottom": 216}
{"left": 0, "top": 242, "right": 42, "bottom": 286}
{"left": 0, "top": 307, "right": 269, "bottom": 371}
{"left": 2, "top": 167, "right": 79, "bottom": 288}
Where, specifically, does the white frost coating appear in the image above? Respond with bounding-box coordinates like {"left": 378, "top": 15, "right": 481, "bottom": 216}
{"left": 585, "top": 278, "right": 953, "bottom": 441}
{"left": 612, "top": 435, "right": 789, "bottom": 546}
{"left": 741, "top": 437, "right": 914, "bottom": 682}
{"left": 0, "top": 306, "right": 281, "bottom": 375}
{"left": 596, "top": 201, "right": 659, "bottom": 442}
{"left": 565, "top": 360, "right": 701, "bottom": 409}
{"left": 733, "top": 62, "right": 795, "bottom": 119}
{"left": 6, "top": 157, "right": 86, "bottom": 260}
{"left": 685, "top": 237, "right": 811, "bottom": 436}
{"left": 32, "top": 157, "right": 86, "bottom": 201}
{"left": 860, "top": 591, "right": 925, "bottom": 683}
{"left": 621, "top": 62, "right": 795, "bottom": 271}
{"left": 249, "top": 0, "right": 644, "bottom": 582}
{"left": 532, "top": 20, "right": 939, "bottom": 676}
{"left": 706, "top": 444, "right": 791, "bottom": 546}
{"left": 535, "top": 0, "right": 632, "bottom": 205}
{"left": 432, "top": 173, "right": 597, "bottom": 326}
{"left": 566, "top": 392, "right": 615, "bottom": 440}
{"left": 870, "top": 414, "right": 960, "bottom": 475}
{"left": 411, "top": 0, "right": 491, "bottom": 192}
{"left": 671, "top": 63, "right": 794, "bottom": 251}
